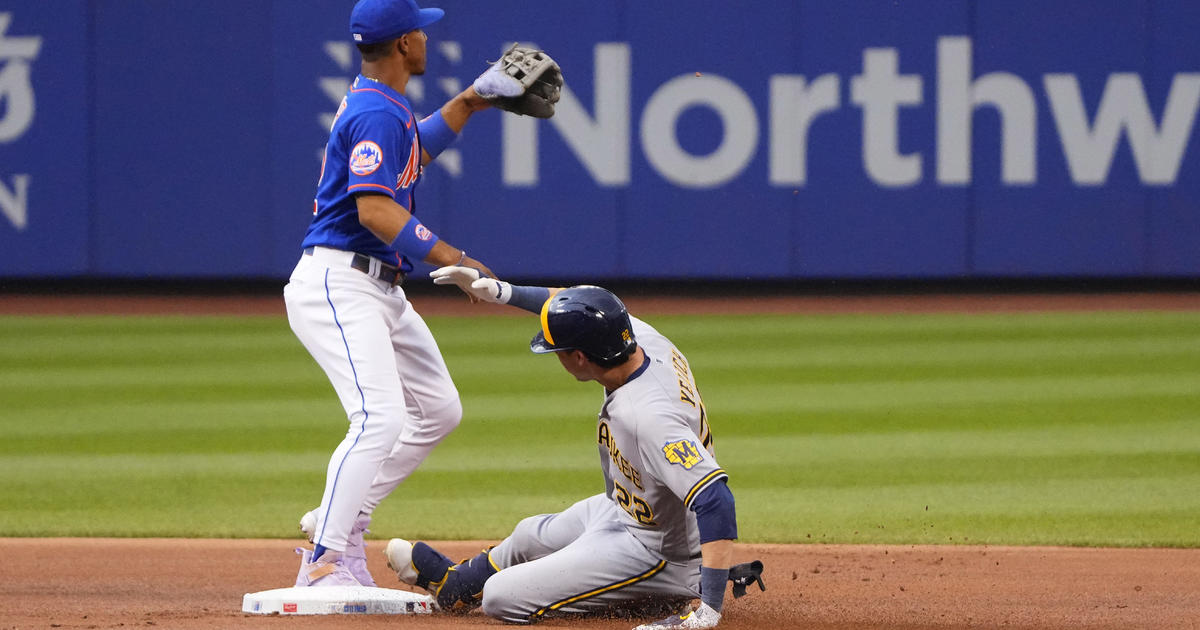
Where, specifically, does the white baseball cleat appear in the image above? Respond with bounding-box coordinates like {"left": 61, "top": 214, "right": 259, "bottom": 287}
{"left": 294, "top": 547, "right": 362, "bottom": 587}
{"left": 384, "top": 538, "right": 421, "bottom": 586}
{"left": 299, "top": 508, "right": 376, "bottom": 587}
{"left": 633, "top": 602, "right": 722, "bottom": 629}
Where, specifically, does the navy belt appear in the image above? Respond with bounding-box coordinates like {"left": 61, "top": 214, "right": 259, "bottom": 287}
{"left": 304, "top": 247, "right": 406, "bottom": 287}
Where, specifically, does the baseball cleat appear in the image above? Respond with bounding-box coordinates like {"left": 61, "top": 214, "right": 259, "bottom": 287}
{"left": 384, "top": 538, "right": 421, "bottom": 586}
{"left": 294, "top": 547, "right": 362, "bottom": 587}
{"left": 633, "top": 602, "right": 722, "bottom": 629}
{"left": 298, "top": 509, "right": 376, "bottom": 586}
{"left": 345, "top": 513, "right": 375, "bottom": 587}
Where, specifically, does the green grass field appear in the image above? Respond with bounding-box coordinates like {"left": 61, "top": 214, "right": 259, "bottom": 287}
{"left": 1, "top": 309, "right": 1198, "bottom": 547}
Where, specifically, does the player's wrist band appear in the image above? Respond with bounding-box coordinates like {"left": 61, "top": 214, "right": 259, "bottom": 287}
{"left": 390, "top": 215, "right": 440, "bottom": 261}
{"left": 506, "top": 284, "right": 551, "bottom": 313}
{"left": 418, "top": 110, "right": 458, "bottom": 159}
{"left": 700, "top": 566, "right": 729, "bottom": 612}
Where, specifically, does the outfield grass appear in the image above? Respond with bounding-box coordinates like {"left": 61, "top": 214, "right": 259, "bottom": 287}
{"left": 1, "top": 310, "right": 1197, "bottom": 546}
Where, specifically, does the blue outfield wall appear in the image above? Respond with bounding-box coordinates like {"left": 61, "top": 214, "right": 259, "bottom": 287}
{"left": 1, "top": 0, "right": 1198, "bottom": 280}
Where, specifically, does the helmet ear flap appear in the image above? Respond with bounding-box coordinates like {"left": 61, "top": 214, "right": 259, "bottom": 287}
{"left": 587, "top": 341, "right": 638, "bottom": 369}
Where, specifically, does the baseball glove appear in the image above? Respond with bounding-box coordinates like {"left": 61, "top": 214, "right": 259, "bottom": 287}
{"left": 473, "top": 44, "right": 563, "bottom": 118}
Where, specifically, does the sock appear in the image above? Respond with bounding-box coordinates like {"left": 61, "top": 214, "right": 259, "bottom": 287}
{"left": 700, "top": 566, "right": 729, "bottom": 612}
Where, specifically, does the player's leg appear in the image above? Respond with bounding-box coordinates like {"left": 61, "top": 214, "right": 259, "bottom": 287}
{"left": 402, "top": 495, "right": 697, "bottom": 621}
{"left": 284, "top": 264, "right": 411, "bottom": 574}
{"left": 481, "top": 521, "right": 698, "bottom": 623}
{"left": 489, "top": 493, "right": 607, "bottom": 565}
{"left": 383, "top": 494, "right": 604, "bottom": 609}
{"left": 359, "top": 297, "right": 462, "bottom": 512}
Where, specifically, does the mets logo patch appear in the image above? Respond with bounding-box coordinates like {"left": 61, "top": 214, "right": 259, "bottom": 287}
{"left": 350, "top": 141, "right": 383, "bottom": 176}
{"left": 415, "top": 223, "right": 433, "bottom": 240}
{"left": 663, "top": 439, "right": 704, "bottom": 470}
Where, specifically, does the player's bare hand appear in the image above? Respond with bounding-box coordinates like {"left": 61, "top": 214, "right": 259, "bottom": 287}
{"left": 460, "top": 255, "right": 496, "bottom": 281}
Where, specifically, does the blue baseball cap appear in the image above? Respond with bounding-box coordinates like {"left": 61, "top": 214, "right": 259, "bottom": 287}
{"left": 351, "top": 0, "right": 444, "bottom": 45}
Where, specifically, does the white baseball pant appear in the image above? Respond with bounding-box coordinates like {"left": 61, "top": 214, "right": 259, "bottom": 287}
{"left": 284, "top": 247, "right": 462, "bottom": 552}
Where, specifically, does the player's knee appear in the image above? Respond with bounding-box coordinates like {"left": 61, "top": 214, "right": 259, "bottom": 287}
{"left": 480, "top": 572, "right": 531, "bottom": 624}
{"left": 429, "top": 397, "right": 462, "bottom": 437}
{"left": 505, "top": 515, "right": 543, "bottom": 552}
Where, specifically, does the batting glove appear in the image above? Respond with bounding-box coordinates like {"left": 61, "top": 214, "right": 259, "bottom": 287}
{"left": 633, "top": 602, "right": 721, "bottom": 630}
{"left": 430, "top": 266, "right": 511, "bottom": 304}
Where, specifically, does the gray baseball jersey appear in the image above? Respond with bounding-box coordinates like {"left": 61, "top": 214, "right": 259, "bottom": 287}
{"left": 597, "top": 316, "right": 725, "bottom": 564}
{"left": 483, "top": 316, "right": 726, "bottom": 622}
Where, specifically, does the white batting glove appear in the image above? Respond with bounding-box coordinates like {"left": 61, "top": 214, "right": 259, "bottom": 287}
{"left": 633, "top": 602, "right": 721, "bottom": 630}
{"left": 429, "top": 266, "right": 511, "bottom": 304}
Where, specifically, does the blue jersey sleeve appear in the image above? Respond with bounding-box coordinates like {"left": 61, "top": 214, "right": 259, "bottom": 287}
{"left": 343, "top": 109, "right": 419, "bottom": 210}
{"left": 691, "top": 479, "right": 737, "bottom": 544}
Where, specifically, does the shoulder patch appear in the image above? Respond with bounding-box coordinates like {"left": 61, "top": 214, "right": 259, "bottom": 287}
{"left": 662, "top": 438, "right": 704, "bottom": 470}
{"left": 350, "top": 140, "right": 383, "bottom": 176}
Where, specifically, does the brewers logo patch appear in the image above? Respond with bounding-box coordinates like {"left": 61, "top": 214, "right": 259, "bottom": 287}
{"left": 350, "top": 141, "right": 383, "bottom": 176}
{"left": 663, "top": 439, "right": 704, "bottom": 470}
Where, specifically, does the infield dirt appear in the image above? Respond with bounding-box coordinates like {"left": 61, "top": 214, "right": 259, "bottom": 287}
{"left": 2, "top": 538, "right": 1198, "bottom": 629}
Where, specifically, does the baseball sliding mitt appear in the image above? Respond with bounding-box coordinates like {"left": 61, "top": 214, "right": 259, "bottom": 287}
{"left": 473, "top": 44, "right": 563, "bottom": 118}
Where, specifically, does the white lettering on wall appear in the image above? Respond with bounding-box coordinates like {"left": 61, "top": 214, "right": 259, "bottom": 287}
{"left": 1046, "top": 72, "right": 1200, "bottom": 185}
{"left": 640, "top": 74, "right": 758, "bottom": 189}
{"left": 0, "top": 13, "right": 41, "bottom": 231}
{"left": 769, "top": 74, "right": 840, "bottom": 186}
{"left": 850, "top": 48, "right": 923, "bottom": 188}
{"left": 504, "top": 43, "right": 631, "bottom": 187}
{"left": 937, "top": 36, "right": 1036, "bottom": 185}
{"left": 0, "top": 13, "right": 40, "bottom": 143}
{"left": 0, "top": 174, "right": 29, "bottom": 230}
{"left": 497, "top": 37, "right": 1196, "bottom": 190}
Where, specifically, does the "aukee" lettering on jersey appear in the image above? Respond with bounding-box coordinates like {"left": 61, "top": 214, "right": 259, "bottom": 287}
{"left": 598, "top": 420, "right": 644, "bottom": 491}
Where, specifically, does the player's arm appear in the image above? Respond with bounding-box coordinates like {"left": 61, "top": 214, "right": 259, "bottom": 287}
{"left": 691, "top": 480, "right": 737, "bottom": 611}
{"left": 417, "top": 87, "right": 491, "bottom": 166}
{"left": 628, "top": 467, "right": 736, "bottom": 630}
{"left": 356, "top": 193, "right": 494, "bottom": 275}
{"left": 427, "top": 266, "right": 561, "bottom": 313}
{"left": 630, "top": 408, "right": 739, "bottom": 630}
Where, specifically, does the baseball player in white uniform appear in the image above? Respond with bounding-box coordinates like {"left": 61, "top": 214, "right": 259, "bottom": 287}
{"left": 285, "top": 0, "right": 561, "bottom": 587}
{"left": 382, "top": 271, "right": 764, "bottom": 628}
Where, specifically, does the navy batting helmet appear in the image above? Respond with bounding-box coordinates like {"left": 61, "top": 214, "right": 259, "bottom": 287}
{"left": 531, "top": 286, "right": 637, "bottom": 366}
